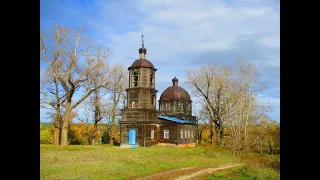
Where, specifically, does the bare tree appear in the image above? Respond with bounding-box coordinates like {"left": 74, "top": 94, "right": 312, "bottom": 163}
{"left": 87, "top": 47, "right": 111, "bottom": 145}
{"left": 107, "top": 64, "right": 127, "bottom": 145}
{"left": 225, "top": 60, "right": 270, "bottom": 155}
{"left": 40, "top": 24, "right": 110, "bottom": 145}
{"left": 186, "top": 64, "right": 236, "bottom": 146}
{"left": 40, "top": 69, "right": 66, "bottom": 145}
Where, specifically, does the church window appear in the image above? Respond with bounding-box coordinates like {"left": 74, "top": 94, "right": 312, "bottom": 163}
{"left": 181, "top": 129, "right": 183, "bottom": 138}
{"left": 151, "top": 129, "right": 154, "bottom": 139}
{"left": 132, "top": 102, "right": 135, "bottom": 108}
{"left": 191, "top": 130, "right": 194, "bottom": 138}
{"left": 179, "top": 102, "right": 184, "bottom": 110}
{"left": 133, "top": 72, "right": 139, "bottom": 87}
{"left": 150, "top": 73, "right": 154, "bottom": 87}
{"left": 188, "top": 130, "right": 190, "bottom": 138}
{"left": 184, "top": 130, "right": 187, "bottom": 138}
{"left": 164, "top": 130, "right": 169, "bottom": 139}
{"left": 165, "top": 103, "right": 170, "bottom": 110}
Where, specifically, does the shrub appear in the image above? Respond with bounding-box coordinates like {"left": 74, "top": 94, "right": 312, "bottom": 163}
{"left": 40, "top": 128, "right": 53, "bottom": 144}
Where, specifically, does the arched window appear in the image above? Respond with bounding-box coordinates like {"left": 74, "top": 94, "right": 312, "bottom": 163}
{"left": 150, "top": 73, "right": 154, "bottom": 87}
{"left": 133, "top": 72, "right": 139, "bottom": 87}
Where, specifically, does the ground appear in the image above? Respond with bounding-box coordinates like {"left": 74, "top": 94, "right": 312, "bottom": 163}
{"left": 135, "top": 163, "right": 243, "bottom": 180}
{"left": 40, "top": 144, "right": 279, "bottom": 180}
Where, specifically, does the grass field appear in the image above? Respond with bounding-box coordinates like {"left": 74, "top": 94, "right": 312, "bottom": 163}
{"left": 206, "top": 165, "right": 280, "bottom": 180}
{"left": 40, "top": 144, "right": 279, "bottom": 180}
{"left": 40, "top": 144, "right": 237, "bottom": 179}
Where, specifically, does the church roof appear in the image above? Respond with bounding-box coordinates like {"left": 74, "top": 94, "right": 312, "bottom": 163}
{"left": 158, "top": 116, "right": 197, "bottom": 125}
{"left": 160, "top": 77, "right": 191, "bottom": 101}
{"left": 129, "top": 59, "right": 155, "bottom": 70}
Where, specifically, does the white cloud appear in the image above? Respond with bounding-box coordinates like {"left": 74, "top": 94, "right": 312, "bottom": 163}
{"left": 258, "top": 33, "right": 280, "bottom": 48}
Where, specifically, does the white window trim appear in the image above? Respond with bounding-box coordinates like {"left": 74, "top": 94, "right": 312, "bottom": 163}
{"left": 184, "top": 130, "right": 187, "bottom": 138}
{"left": 181, "top": 129, "right": 183, "bottom": 139}
{"left": 191, "top": 130, "right": 193, "bottom": 138}
{"left": 164, "top": 130, "right": 169, "bottom": 139}
{"left": 188, "top": 130, "right": 190, "bottom": 138}
{"left": 151, "top": 129, "right": 154, "bottom": 139}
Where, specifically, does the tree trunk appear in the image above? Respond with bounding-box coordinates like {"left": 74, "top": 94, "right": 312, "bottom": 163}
{"left": 54, "top": 128, "right": 59, "bottom": 145}
{"left": 60, "top": 120, "right": 68, "bottom": 146}
{"left": 58, "top": 123, "right": 62, "bottom": 145}
{"left": 92, "top": 122, "right": 98, "bottom": 145}
{"left": 92, "top": 90, "right": 100, "bottom": 145}
{"left": 109, "top": 115, "right": 115, "bottom": 145}
{"left": 198, "top": 129, "right": 202, "bottom": 144}
{"left": 215, "top": 127, "right": 220, "bottom": 146}
{"left": 215, "top": 125, "right": 224, "bottom": 146}
{"left": 243, "top": 95, "right": 251, "bottom": 148}
{"left": 60, "top": 102, "right": 71, "bottom": 146}
{"left": 210, "top": 123, "right": 214, "bottom": 145}
{"left": 215, "top": 117, "right": 224, "bottom": 146}
{"left": 220, "top": 127, "right": 225, "bottom": 146}
{"left": 110, "top": 88, "right": 117, "bottom": 145}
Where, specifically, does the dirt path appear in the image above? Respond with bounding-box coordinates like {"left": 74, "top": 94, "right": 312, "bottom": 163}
{"left": 134, "top": 163, "right": 244, "bottom": 180}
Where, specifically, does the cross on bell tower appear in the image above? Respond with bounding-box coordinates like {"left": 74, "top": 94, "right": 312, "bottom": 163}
{"left": 139, "top": 34, "right": 147, "bottom": 59}
{"left": 141, "top": 34, "right": 144, "bottom": 47}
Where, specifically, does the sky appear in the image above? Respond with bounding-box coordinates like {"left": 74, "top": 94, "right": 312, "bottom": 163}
{"left": 40, "top": 0, "right": 280, "bottom": 122}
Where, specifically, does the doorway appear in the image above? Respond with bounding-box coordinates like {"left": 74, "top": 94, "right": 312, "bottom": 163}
{"left": 128, "top": 129, "right": 136, "bottom": 145}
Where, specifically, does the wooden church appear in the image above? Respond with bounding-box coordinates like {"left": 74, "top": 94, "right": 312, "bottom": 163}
{"left": 119, "top": 36, "right": 197, "bottom": 148}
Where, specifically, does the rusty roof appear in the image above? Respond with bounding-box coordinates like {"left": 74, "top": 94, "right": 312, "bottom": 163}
{"left": 160, "top": 85, "right": 191, "bottom": 101}
{"left": 129, "top": 59, "right": 155, "bottom": 70}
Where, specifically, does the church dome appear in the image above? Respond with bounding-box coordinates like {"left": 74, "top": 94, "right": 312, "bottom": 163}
{"left": 130, "top": 59, "right": 155, "bottom": 69}
{"left": 160, "top": 77, "right": 191, "bottom": 101}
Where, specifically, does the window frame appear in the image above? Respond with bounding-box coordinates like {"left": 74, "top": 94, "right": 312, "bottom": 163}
{"left": 133, "top": 71, "right": 139, "bottom": 87}
{"left": 151, "top": 129, "right": 154, "bottom": 139}
{"left": 179, "top": 102, "right": 184, "bottom": 110}
{"left": 181, "top": 129, "right": 183, "bottom": 139}
{"left": 132, "top": 101, "right": 135, "bottom": 108}
{"left": 164, "top": 130, "right": 169, "bottom": 139}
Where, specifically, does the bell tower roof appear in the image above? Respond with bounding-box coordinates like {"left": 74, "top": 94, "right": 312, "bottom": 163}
{"left": 128, "top": 35, "right": 156, "bottom": 71}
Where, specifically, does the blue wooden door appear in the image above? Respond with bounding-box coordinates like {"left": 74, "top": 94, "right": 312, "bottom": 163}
{"left": 129, "top": 129, "right": 136, "bottom": 144}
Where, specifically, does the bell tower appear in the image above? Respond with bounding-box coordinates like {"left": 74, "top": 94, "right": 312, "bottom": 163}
{"left": 120, "top": 35, "right": 158, "bottom": 146}
{"left": 125, "top": 35, "right": 157, "bottom": 111}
